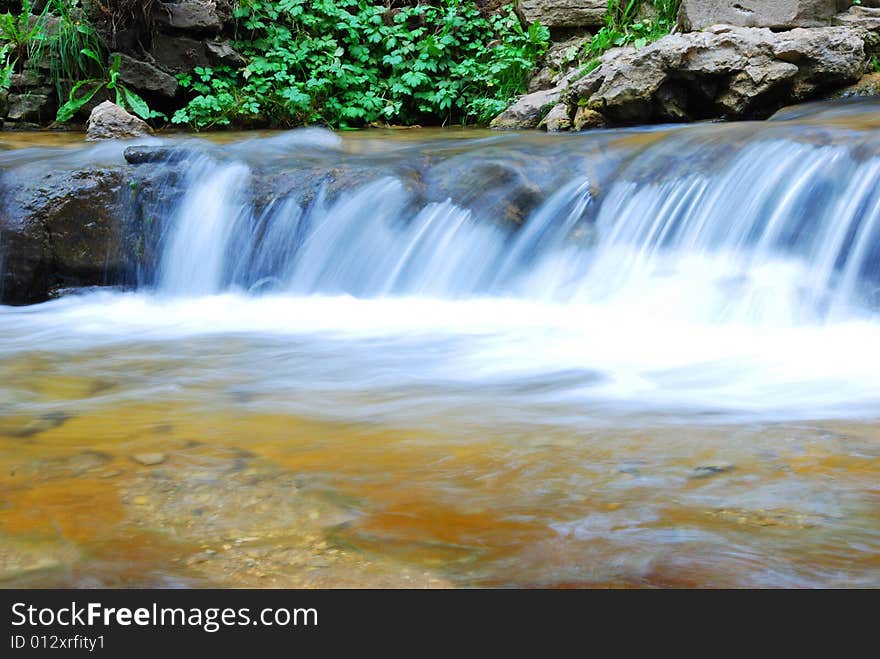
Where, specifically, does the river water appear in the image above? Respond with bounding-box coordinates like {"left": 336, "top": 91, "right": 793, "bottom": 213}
{"left": 1, "top": 101, "right": 879, "bottom": 587}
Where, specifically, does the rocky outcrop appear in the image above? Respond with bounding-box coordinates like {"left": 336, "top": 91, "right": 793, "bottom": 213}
{"left": 516, "top": 0, "right": 606, "bottom": 28}
{"left": 498, "top": 24, "right": 867, "bottom": 131}
{"left": 678, "top": 0, "right": 852, "bottom": 31}
{"left": 0, "top": 166, "right": 127, "bottom": 304}
{"left": 86, "top": 101, "right": 153, "bottom": 141}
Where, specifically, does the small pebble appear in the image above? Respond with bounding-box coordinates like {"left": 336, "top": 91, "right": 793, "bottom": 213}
{"left": 131, "top": 453, "right": 167, "bottom": 466}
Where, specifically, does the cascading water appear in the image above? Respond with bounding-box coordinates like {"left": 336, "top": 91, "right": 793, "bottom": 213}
{"left": 2, "top": 101, "right": 880, "bottom": 588}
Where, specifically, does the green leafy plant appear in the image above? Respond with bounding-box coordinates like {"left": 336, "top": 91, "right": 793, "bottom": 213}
{"left": 581, "top": 0, "right": 680, "bottom": 70}
{"left": 173, "top": 0, "right": 549, "bottom": 130}
{"left": 0, "top": 0, "right": 50, "bottom": 89}
{"left": 40, "top": 0, "right": 106, "bottom": 101}
{"left": 56, "top": 53, "right": 163, "bottom": 122}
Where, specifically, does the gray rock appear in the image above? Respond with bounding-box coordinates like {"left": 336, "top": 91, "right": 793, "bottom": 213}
{"left": 490, "top": 87, "right": 563, "bottom": 129}
{"left": 148, "top": 34, "right": 211, "bottom": 74}
{"left": 678, "top": 0, "right": 851, "bottom": 31}
{"left": 572, "top": 105, "right": 607, "bottom": 130}
{"left": 155, "top": 1, "right": 223, "bottom": 32}
{"left": 516, "top": 0, "right": 606, "bottom": 28}
{"left": 835, "top": 6, "right": 880, "bottom": 54}
{"left": 529, "top": 34, "right": 591, "bottom": 92}
{"left": 113, "top": 53, "right": 179, "bottom": 98}
{"left": 86, "top": 101, "right": 152, "bottom": 141}
{"left": 206, "top": 40, "right": 245, "bottom": 67}
{"left": 538, "top": 102, "right": 572, "bottom": 131}
{"left": 6, "top": 92, "right": 53, "bottom": 122}
{"left": 564, "top": 25, "right": 865, "bottom": 125}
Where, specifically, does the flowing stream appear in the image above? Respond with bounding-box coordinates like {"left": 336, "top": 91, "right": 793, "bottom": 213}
{"left": 1, "top": 101, "right": 879, "bottom": 587}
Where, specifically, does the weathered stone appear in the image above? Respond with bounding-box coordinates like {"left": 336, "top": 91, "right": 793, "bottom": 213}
{"left": 678, "top": 0, "right": 851, "bottom": 31}
{"left": 5, "top": 92, "right": 53, "bottom": 122}
{"left": 529, "top": 34, "right": 591, "bottom": 92}
{"left": 538, "top": 102, "right": 572, "bottom": 131}
{"left": 155, "top": 1, "right": 223, "bottom": 32}
{"left": 0, "top": 166, "right": 126, "bottom": 305}
{"left": 86, "top": 101, "right": 152, "bottom": 141}
{"left": 516, "top": 0, "right": 606, "bottom": 28}
{"left": 563, "top": 26, "right": 865, "bottom": 125}
{"left": 490, "top": 87, "right": 562, "bottom": 129}
{"left": 572, "top": 105, "right": 607, "bottom": 130}
{"left": 113, "top": 53, "right": 179, "bottom": 98}
{"left": 835, "top": 6, "right": 880, "bottom": 54}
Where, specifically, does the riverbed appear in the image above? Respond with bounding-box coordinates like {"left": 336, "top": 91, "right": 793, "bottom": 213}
{"left": 1, "top": 103, "right": 879, "bottom": 587}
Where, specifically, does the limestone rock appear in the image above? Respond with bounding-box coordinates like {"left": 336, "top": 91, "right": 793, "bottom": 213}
{"left": 835, "top": 6, "right": 880, "bottom": 54}
{"left": 516, "top": 0, "right": 606, "bottom": 28}
{"left": 572, "top": 106, "right": 607, "bottom": 130}
{"left": 86, "top": 101, "right": 152, "bottom": 141}
{"left": 564, "top": 25, "right": 865, "bottom": 125}
{"left": 490, "top": 87, "right": 563, "bottom": 129}
{"left": 539, "top": 102, "right": 572, "bottom": 131}
{"left": 678, "top": 0, "right": 851, "bottom": 31}
{"left": 5, "top": 92, "right": 53, "bottom": 122}
{"left": 113, "top": 53, "right": 179, "bottom": 98}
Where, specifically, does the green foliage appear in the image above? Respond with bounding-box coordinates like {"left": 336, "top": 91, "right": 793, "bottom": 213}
{"left": 581, "top": 0, "right": 680, "bottom": 70}
{"left": 0, "top": 0, "right": 47, "bottom": 88}
{"left": 56, "top": 54, "right": 163, "bottom": 122}
{"left": 38, "top": 0, "right": 106, "bottom": 101}
{"left": 173, "top": 0, "right": 549, "bottom": 130}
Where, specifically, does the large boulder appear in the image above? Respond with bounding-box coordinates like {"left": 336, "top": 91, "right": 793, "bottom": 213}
{"left": 0, "top": 166, "right": 127, "bottom": 304}
{"left": 86, "top": 101, "right": 152, "bottom": 141}
{"left": 678, "top": 0, "right": 852, "bottom": 31}
{"left": 561, "top": 25, "right": 866, "bottom": 126}
{"left": 516, "top": 0, "right": 606, "bottom": 28}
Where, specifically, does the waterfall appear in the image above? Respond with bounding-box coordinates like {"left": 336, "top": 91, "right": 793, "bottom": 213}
{"left": 146, "top": 124, "right": 880, "bottom": 328}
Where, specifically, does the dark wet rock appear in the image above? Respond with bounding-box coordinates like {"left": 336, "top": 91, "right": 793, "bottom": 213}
{"left": 86, "top": 101, "right": 152, "bottom": 141}
{"left": 124, "top": 145, "right": 193, "bottom": 164}
{"left": 424, "top": 156, "right": 544, "bottom": 227}
{"left": 0, "top": 164, "right": 131, "bottom": 304}
{"left": 148, "top": 34, "right": 211, "bottom": 74}
{"left": 113, "top": 53, "right": 179, "bottom": 98}
{"left": 691, "top": 463, "right": 737, "bottom": 479}
{"left": 155, "top": 0, "right": 224, "bottom": 33}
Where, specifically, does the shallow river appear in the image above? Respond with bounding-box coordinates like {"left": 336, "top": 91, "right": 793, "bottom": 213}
{"left": 1, "top": 102, "right": 879, "bottom": 587}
